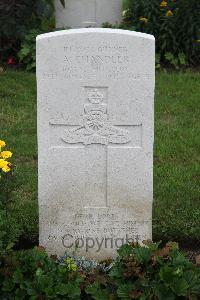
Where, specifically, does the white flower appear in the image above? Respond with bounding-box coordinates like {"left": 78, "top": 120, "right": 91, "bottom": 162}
{"left": 122, "top": 9, "right": 129, "bottom": 17}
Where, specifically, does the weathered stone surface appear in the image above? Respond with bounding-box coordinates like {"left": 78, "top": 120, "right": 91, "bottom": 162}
{"left": 36, "top": 28, "right": 155, "bottom": 260}
{"left": 55, "top": 0, "right": 122, "bottom": 29}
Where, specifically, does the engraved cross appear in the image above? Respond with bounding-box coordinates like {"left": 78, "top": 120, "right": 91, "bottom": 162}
{"left": 49, "top": 89, "right": 142, "bottom": 208}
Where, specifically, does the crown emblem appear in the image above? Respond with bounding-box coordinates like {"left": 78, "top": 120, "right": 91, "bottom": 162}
{"left": 88, "top": 89, "right": 104, "bottom": 104}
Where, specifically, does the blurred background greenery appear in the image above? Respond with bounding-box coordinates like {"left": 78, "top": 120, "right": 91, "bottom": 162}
{"left": 0, "top": 0, "right": 199, "bottom": 70}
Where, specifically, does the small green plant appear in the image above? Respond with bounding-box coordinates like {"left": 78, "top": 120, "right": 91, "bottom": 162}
{"left": 164, "top": 52, "right": 188, "bottom": 69}
{"left": 18, "top": 15, "right": 57, "bottom": 71}
{"left": 18, "top": 29, "right": 40, "bottom": 71}
{"left": 18, "top": 19, "right": 64, "bottom": 71}
{"left": 155, "top": 53, "right": 161, "bottom": 69}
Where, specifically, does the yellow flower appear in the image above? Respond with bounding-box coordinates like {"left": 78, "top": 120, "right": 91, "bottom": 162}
{"left": 64, "top": 258, "right": 77, "bottom": 272}
{"left": 0, "top": 141, "right": 13, "bottom": 175}
{"left": 166, "top": 10, "right": 173, "bottom": 16}
{"left": 1, "top": 151, "right": 13, "bottom": 159}
{"left": 0, "top": 159, "right": 8, "bottom": 168}
{"left": 160, "top": 1, "right": 168, "bottom": 7}
{"left": 0, "top": 140, "right": 6, "bottom": 148}
{"left": 2, "top": 165, "right": 11, "bottom": 173}
{"left": 196, "top": 40, "right": 200, "bottom": 43}
{"left": 139, "top": 17, "right": 148, "bottom": 23}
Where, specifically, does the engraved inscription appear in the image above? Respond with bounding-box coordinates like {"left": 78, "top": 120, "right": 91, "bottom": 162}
{"left": 41, "top": 43, "right": 151, "bottom": 81}
{"left": 64, "top": 55, "right": 129, "bottom": 64}
{"left": 64, "top": 45, "right": 128, "bottom": 53}
{"left": 62, "top": 89, "right": 131, "bottom": 145}
{"left": 59, "top": 211, "right": 151, "bottom": 250}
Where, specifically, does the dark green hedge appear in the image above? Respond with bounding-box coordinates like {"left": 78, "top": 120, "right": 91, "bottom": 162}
{"left": 0, "top": 0, "right": 55, "bottom": 65}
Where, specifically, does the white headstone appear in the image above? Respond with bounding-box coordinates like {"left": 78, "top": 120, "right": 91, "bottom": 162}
{"left": 55, "top": 0, "right": 122, "bottom": 28}
{"left": 37, "top": 28, "right": 155, "bottom": 260}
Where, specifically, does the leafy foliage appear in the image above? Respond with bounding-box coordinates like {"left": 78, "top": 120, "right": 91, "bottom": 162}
{"left": 0, "top": 0, "right": 64, "bottom": 65}
{"left": 18, "top": 21, "right": 65, "bottom": 71}
{"left": 0, "top": 247, "right": 83, "bottom": 299}
{"left": 0, "top": 242, "right": 199, "bottom": 299}
{"left": 108, "top": 241, "right": 200, "bottom": 299}
{"left": 18, "top": 29, "right": 47, "bottom": 71}
{"left": 123, "top": 0, "right": 200, "bottom": 67}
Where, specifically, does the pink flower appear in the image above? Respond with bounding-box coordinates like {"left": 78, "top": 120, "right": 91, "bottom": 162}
{"left": 7, "top": 57, "right": 15, "bottom": 65}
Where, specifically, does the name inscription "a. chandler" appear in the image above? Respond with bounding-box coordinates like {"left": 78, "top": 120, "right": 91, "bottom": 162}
{"left": 64, "top": 55, "right": 129, "bottom": 65}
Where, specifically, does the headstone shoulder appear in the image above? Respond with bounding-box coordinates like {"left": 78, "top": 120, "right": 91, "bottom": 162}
{"left": 36, "top": 28, "right": 155, "bottom": 42}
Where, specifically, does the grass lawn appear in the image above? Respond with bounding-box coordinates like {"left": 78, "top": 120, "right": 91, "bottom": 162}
{"left": 0, "top": 70, "right": 200, "bottom": 247}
